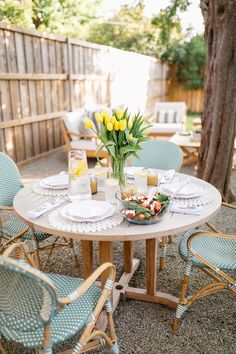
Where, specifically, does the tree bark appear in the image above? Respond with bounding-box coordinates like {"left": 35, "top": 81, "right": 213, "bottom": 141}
{"left": 198, "top": 0, "right": 236, "bottom": 201}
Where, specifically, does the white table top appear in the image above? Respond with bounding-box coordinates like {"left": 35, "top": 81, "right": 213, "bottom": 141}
{"left": 13, "top": 173, "right": 222, "bottom": 242}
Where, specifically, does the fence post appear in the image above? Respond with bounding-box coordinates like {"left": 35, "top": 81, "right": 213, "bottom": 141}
{"left": 66, "top": 37, "right": 73, "bottom": 111}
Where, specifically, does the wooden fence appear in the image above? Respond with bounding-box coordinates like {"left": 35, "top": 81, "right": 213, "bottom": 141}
{"left": 166, "top": 65, "right": 204, "bottom": 113}
{"left": 0, "top": 22, "right": 166, "bottom": 163}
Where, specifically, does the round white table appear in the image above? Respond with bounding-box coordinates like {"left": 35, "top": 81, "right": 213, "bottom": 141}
{"left": 13, "top": 174, "right": 221, "bottom": 310}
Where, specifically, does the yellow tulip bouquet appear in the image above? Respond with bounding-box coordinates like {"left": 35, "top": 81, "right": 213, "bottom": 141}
{"left": 84, "top": 108, "right": 150, "bottom": 186}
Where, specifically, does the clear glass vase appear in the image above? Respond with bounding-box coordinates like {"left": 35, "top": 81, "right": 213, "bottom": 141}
{"left": 110, "top": 157, "right": 126, "bottom": 187}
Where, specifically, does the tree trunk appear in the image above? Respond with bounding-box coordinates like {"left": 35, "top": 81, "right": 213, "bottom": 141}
{"left": 198, "top": 0, "right": 236, "bottom": 201}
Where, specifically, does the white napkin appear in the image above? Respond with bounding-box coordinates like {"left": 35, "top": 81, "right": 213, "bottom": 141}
{"left": 170, "top": 202, "right": 203, "bottom": 215}
{"left": 27, "top": 198, "right": 65, "bottom": 219}
{"left": 159, "top": 170, "right": 175, "bottom": 184}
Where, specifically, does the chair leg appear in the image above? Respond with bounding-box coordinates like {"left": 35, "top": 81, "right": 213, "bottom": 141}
{"left": 173, "top": 258, "right": 192, "bottom": 332}
{"left": 69, "top": 239, "right": 79, "bottom": 267}
{"left": 159, "top": 237, "right": 168, "bottom": 270}
{"left": 0, "top": 342, "right": 7, "bottom": 354}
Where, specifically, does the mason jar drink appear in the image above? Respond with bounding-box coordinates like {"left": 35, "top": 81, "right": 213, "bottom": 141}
{"left": 68, "top": 150, "right": 91, "bottom": 201}
{"left": 135, "top": 169, "right": 148, "bottom": 194}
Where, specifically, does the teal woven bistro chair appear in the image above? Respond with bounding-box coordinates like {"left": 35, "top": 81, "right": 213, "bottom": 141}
{"left": 0, "top": 152, "right": 78, "bottom": 270}
{"left": 131, "top": 140, "right": 183, "bottom": 172}
{"left": 131, "top": 140, "right": 184, "bottom": 269}
{"left": 173, "top": 227, "right": 236, "bottom": 332}
{"left": 0, "top": 152, "right": 52, "bottom": 267}
{"left": 0, "top": 243, "right": 119, "bottom": 354}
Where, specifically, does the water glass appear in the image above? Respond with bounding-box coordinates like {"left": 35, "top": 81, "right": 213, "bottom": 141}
{"left": 95, "top": 167, "right": 107, "bottom": 192}
{"left": 68, "top": 150, "right": 91, "bottom": 201}
{"left": 135, "top": 169, "right": 148, "bottom": 194}
{"left": 105, "top": 178, "right": 119, "bottom": 204}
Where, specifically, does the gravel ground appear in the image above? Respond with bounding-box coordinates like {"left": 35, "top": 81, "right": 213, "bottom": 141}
{"left": 3, "top": 148, "right": 236, "bottom": 354}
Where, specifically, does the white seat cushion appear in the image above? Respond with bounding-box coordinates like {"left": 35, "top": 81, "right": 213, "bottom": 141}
{"left": 70, "top": 139, "right": 98, "bottom": 151}
{"left": 148, "top": 123, "right": 182, "bottom": 134}
{"left": 63, "top": 110, "right": 86, "bottom": 141}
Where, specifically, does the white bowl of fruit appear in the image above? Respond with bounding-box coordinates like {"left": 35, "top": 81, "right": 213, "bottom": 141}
{"left": 122, "top": 192, "right": 170, "bottom": 224}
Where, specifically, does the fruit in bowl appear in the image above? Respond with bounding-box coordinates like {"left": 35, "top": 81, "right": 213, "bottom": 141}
{"left": 122, "top": 192, "right": 170, "bottom": 224}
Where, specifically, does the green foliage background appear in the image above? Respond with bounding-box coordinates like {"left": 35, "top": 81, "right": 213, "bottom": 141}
{"left": 0, "top": 0, "right": 205, "bottom": 90}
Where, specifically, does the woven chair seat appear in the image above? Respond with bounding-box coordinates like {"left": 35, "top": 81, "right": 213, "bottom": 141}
{"left": 179, "top": 229, "right": 236, "bottom": 270}
{"left": 1, "top": 273, "right": 101, "bottom": 348}
{"left": 1, "top": 218, "right": 50, "bottom": 242}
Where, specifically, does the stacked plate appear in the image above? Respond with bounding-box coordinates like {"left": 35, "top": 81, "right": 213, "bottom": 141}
{"left": 39, "top": 174, "right": 68, "bottom": 190}
{"left": 160, "top": 180, "right": 206, "bottom": 199}
{"left": 60, "top": 200, "right": 115, "bottom": 222}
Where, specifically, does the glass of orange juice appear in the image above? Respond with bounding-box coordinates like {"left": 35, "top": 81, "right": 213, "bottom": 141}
{"left": 68, "top": 150, "right": 91, "bottom": 201}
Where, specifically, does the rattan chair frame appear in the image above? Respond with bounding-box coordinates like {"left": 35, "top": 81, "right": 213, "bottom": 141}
{"left": 173, "top": 229, "right": 236, "bottom": 332}
{"left": 1, "top": 243, "right": 119, "bottom": 354}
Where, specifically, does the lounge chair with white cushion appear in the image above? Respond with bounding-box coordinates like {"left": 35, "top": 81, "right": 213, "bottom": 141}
{"left": 148, "top": 102, "right": 187, "bottom": 137}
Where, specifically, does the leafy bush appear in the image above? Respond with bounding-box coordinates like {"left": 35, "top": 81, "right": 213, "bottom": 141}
{"left": 163, "top": 35, "right": 206, "bottom": 90}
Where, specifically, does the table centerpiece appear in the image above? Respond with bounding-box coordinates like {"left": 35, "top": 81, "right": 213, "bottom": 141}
{"left": 84, "top": 108, "right": 150, "bottom": 186}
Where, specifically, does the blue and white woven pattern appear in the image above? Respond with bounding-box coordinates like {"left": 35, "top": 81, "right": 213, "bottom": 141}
{"left": 0, "top": 256, "right": 102, "bottom": 349}
{"left": 131, "top": 141, "right": 183, "bottom": 172}
{"left": 179, "top": 229, "right": 236, "bottom": 270}
{"left": 0, "top": 153, "right": 23, "bottom": 207}
{"left": 2, "top": 218, "right": 50, "bottom": 242}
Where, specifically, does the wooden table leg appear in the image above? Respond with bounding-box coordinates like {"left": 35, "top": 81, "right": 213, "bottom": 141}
{"left": 123, "top": 241, "right": 133, "bottom": 273}
{"left": 99, "top": 241, "right": 113, "bottom": 287}
{"left": 146, "top": 238, "right": 157, "bottom": 296}
{"left": 81, "top": 240, "right": 93, "bottom": 279}
{"left": 125, "top": 237, "right": 178, "bottom": 309}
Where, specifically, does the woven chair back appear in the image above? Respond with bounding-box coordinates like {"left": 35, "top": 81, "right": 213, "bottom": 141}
{"left": 0, "top": 256, "right": 57, "bottom": 332}
{"left": 131, "top": 140, "right": 183, "bottom": 171}
{"left": 0, "top": 152, "right": 23, "bottom": 206}
{"left": 189, "top": 234, "right": 236, "bottom": 271}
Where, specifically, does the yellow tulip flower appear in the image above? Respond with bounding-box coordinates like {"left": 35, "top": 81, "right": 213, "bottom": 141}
{"left": 119, "top": 119, "right": 127, "bottom": 131}
{"left": 132, "top": 116, "right": 135, "bottom": 123}
{"left": 84, "top": 119, "right": 93, "bottom": 130}
{"left": 111, "top": 116, "right": 116, "bottom": 125}
{"left": 115, "top": 109, "right": 123, "bottom": 120}
{"left": 106, "top": 122, "right": 113, "bottom": 131}
{"left": 101, "top": 110, "right": 109, "bottom": 119}
{"left": 128, "top": 121, "right": 133, "bottom": 130}
{"left": 114, "top": 120, "right": 120, "bottom": 131}
{"left": 105, "top": 115, "right": 112, "bottom": 124}
{"left": 95, "top": 112, "right": 103, "bottom": 123}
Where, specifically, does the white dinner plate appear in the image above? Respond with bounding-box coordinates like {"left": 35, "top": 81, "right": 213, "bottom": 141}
{"left": 65, "top": 200, "right": 112, "bottom": 219}
{"left": 60, "top": 204, "right": 116, "bottom": 222}
{"left": 39, "top": 174, "right": 68, "bottom": 189}
{"left": 160, "top": 181, "right": 206, "bottom": 199}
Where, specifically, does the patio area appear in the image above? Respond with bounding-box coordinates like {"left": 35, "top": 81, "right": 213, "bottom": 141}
{"left": 3, "top": 148, "right": 236, "bottom": 354}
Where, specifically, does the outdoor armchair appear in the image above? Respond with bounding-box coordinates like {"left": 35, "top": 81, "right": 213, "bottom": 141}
{"left": 61, "top": 110, "right": 108, "bottom": 159}
{"left": 0, "top": 243, "right": 119, "bottom": 354}
{"left": 148, "top": 102, "right": 187, "bottom": 137}
{"left": 173, "top": 224, "right": 236, "bottom": 332}
{"left": 0, "top": 152, "right": 78, "bottom": 270}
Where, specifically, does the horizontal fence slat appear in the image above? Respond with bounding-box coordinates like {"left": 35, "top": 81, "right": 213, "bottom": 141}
{"left": 0, "top": 111, "right": 66, "bottom": 129}
{"left": 0, "top": 22, "right": 66, "bottom": 42}
{"left": 71, "top": 74, "right": 109, "bottom": 80}
{"left": 0, "top": 73, "right": 67, "bottom": 80}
